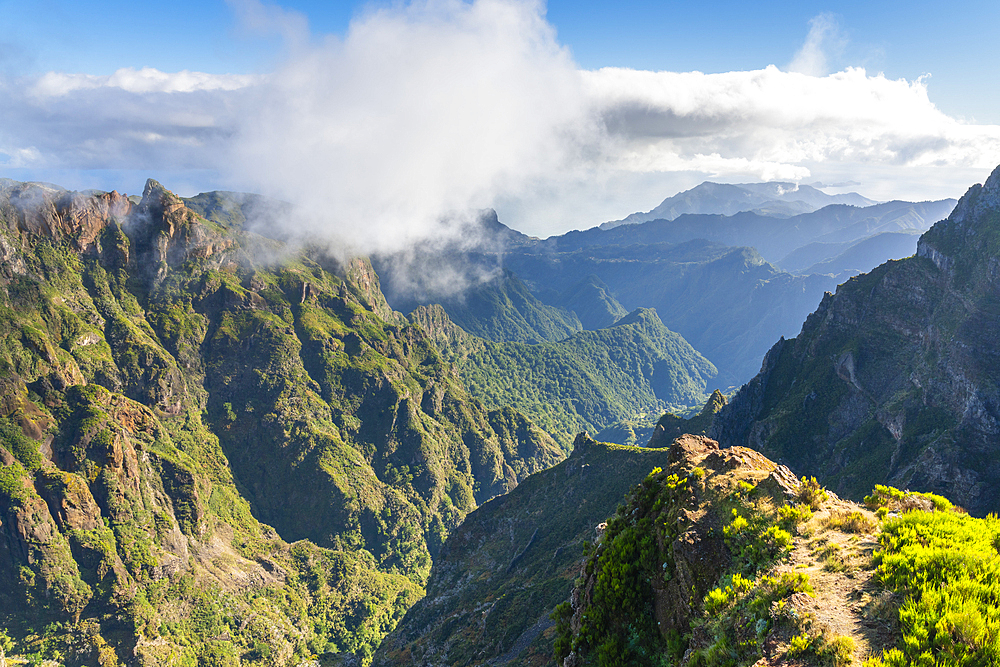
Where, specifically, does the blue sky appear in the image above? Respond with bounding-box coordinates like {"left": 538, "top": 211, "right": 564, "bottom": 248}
{"left": 5, "top": 0, "right": 997, "bottom": 122}
{"left": 1, "top": 0, "right": 999, "bottom": 239}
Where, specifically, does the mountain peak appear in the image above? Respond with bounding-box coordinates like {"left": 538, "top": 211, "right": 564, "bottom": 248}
{"left": 982, "top": 162, "right": 1000, "bottom": 204}
{"left": 601, "top": 180, "right": 876, "bottom": 229}
{"left": 140, "top": 178, "right": 182, "bottom": 208}
{"left": 918, "top": 162, "right": 1000, "bottom": 272}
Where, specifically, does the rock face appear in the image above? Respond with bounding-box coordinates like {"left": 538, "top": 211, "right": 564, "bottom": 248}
{"left": 0, "top": 178, "right": 563, "bottom": 664}
{"left": 712, "top": 164, "right": 1000, "bottom": 515}
{"left": 0, "top": 180, "right": 132, "bottom": 252}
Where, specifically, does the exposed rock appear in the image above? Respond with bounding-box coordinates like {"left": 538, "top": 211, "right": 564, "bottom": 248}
{"left": 713, "top": 163, "right": 1000, "bottom": 515}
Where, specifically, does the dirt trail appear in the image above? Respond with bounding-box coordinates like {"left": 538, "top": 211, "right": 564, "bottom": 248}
{"left": 769, "top": 495, "right": 898, "bottom": 666}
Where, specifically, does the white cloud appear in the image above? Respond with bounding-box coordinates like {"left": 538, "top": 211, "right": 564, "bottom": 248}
{"left": 31, "top": 67, "right": 257, "bottom": 97}
{"left": 228, "top": 0, "right": 594, "bottom": 253}
{"left": 583, "top": 65, "right": 1000, "bottom": 173}
{"left": 0, "top": 0, "right": 998, "bottom": 239}
{"left": 788, "top": 13, "right": 844, "bottom": 76}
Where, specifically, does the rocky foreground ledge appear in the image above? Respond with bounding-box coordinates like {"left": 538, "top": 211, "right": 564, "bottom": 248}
{"left": 379, "top": 428, "right": 985, "bottom": 667}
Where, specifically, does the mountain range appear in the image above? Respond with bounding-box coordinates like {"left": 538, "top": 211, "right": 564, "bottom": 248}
{"left": 712, "top": 163, "right": 1000, "bottom": 516}
{"left": 0, "top": 164, "right": 997, "bottom": 667}
{"left": 600, "top": 180, "right": 877, "bottom": 229}
{"left": 0, "top": 178, "right": 563, "bottom": 664}
{"left": 374, "top": 195, "right": 955, "bottom": 388}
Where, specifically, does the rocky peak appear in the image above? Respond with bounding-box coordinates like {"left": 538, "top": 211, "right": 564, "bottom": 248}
{"left": 128, "top": 179, "right": 236, "bottom": 275}
{"left": 1, "top": 181, "right": 132, "bottom": 251}
{"left": 408, "top": 303, "right": 470, "bottom": 350}
{"left": 918, "top": 163, "right": 1000, "bottom": 271}
{"left": 135, "top": 178, "right": 188, "bottom": 235}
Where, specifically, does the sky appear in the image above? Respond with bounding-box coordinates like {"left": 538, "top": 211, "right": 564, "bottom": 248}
{"left": 1, "top": 0, "right": 999, "bottom": 242}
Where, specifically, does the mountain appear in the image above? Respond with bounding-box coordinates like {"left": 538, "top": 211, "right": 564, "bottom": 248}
{"left": 372, "top": 433, "right": 678, "bottom": 667}
{"left": 559, "top": 199, "right": 956, "bottom": 266}
{"left": 548, "top": 274, "right": 628, "bottom": 330}
{"left": 410, "top": 305, "right": 718, "bottom": 448}
{"left": 381, "top": 430, "right": 978, "bottom": 667}
{"left": 182, "top": 190, "right": 294, "bottom": 238}
{"left": 796, "top": 229, "right": 924, "bottom": 277}
{"left": 547, "top": 435, "right": 977, "bottom": 667}
{"left": 712, "top": 164, "right": 1000, "bottom": 515}
{"left": 419, "top": 269, "right": 583, "bottom": 344}
{"left": 372, "top": 195, "right": 954, "bottom": 390}
{"left": 501, "top": 240, "right": 838, "bottom": 386}
{"left": 0, "top": 178, "right": 563, "bottom": 663}
{"left": 601, "top": 180, "right": 876, "bottom": 229}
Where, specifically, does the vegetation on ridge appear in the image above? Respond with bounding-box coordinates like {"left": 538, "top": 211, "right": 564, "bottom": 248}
{"left": 0, "top": 178, "right": 561, "bottom": 665}
{"left": 411, "top": 304, "right": 717, "bottom": 448}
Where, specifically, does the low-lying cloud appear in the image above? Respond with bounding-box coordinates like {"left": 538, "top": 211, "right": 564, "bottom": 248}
{"left": 1, "top": 0, "right": 999, "bottom": 242}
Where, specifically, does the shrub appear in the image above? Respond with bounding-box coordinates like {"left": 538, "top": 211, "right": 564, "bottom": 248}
{"left": 778, "top": 504, "right": 813, "bottom": 532}
{"left": 799, "top": 477, "right": 829, "bottom": 510}
{"left": 788, "top": 631, "right": 855, "bottom": 667}
{"left": 869, "top": 506, "right": 1000, "bottom": 667}
{"left": 0, "top": 417, "right": 43, "bottom": 471}
{"left": 864, "top": 485, "right": 905, "bottom": 509}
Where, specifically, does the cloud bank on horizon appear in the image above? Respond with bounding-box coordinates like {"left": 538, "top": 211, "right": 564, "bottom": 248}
{"left": 1, "top": 0, "right": 998, "bottom": 245}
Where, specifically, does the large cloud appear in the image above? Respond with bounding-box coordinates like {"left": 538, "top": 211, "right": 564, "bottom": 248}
{"left": 1, "top": 0, "right": 998, "bottom": 240}
{"left": 585, "top": 65, "right": 1000, "bottom": 172}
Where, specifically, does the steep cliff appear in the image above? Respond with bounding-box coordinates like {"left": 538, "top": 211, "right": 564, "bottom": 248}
{"left": 712, "top": 164, "right": 1000, "bottom": 515}
{"left": 0, "top": 178, "right": 561, "bottom": 664}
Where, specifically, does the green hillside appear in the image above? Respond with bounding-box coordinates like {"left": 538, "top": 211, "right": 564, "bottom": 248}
{"left": 431, "top": 269, "right": 583, "bottom": 344}
{"left": 373, "top": 433, "right": 678, "bottom": 667}
{"left": 0, "top": 178, "right": 562, "bottom": 664}
{"left": 410, "top": 305, "right": 718, "bottom": 448}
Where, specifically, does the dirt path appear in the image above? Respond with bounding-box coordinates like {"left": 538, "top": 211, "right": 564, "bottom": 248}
{"left": 770, "top": 496, "right": 898, "bottom": 665}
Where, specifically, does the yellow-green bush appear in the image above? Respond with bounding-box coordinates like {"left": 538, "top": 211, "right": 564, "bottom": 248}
{"left": 799, "top": 477, "right": 829, "bottom": 510}
{"left": 868, "top": 506, "right": 1000, "bottom": 667}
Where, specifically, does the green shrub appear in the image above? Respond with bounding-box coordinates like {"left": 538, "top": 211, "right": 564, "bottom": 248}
{"left": 778, "top": 504, "right": 813, "bottom": 532}
{"left": 692, "top": 571, "right": 813, "bottom": 667}
{"left": 0, "top": 417, "right": 43, "bottom": 471}
{"left": 723, "top": 509, "right": 793, "bottom": 572}
{"left": 798, "top": 477, "right": 828, "bottom": 510}
{"left": 864, "top": 485, "right": 905, "bottom": 508}
{"left": 869, "top": 503, "right": 1000, "bottom": 667}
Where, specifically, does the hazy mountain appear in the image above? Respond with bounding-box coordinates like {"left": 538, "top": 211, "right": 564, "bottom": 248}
{"left": 422, "top": 269, "right": 583, "bottom": 344}
{"left": 549, "top": 273, "right": 628, "bottom": 330}
{"left": 502, "top": 240, "right": 839, "bottom": 387}
{"left": 798, "top": 229, "right": 924, "bottom": 277}
{"left": 601, "top": 180, "right": 877, "bottom": 229}
{"left": 712, "top": 164, "right": 1000, "bottom": 515}
{"left": 560, "top": 199, "right": 956, "bottom": 265}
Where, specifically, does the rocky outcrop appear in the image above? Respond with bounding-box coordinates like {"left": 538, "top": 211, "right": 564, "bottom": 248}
{"left": 712, "top": 164, "right": 1000, "bottom": 515}
{"left": 649, "top": 389, "right": 728, "bottom": 447}
{"left": 0, "top": 180, "right": 131, "bottom": 252}
{"left": 555, "top": 434, "right": 811, "bottom": 666}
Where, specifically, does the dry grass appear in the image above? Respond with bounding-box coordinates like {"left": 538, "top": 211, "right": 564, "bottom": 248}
{"left": 825, "top": 510, "right": 876, "bottom": 534}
